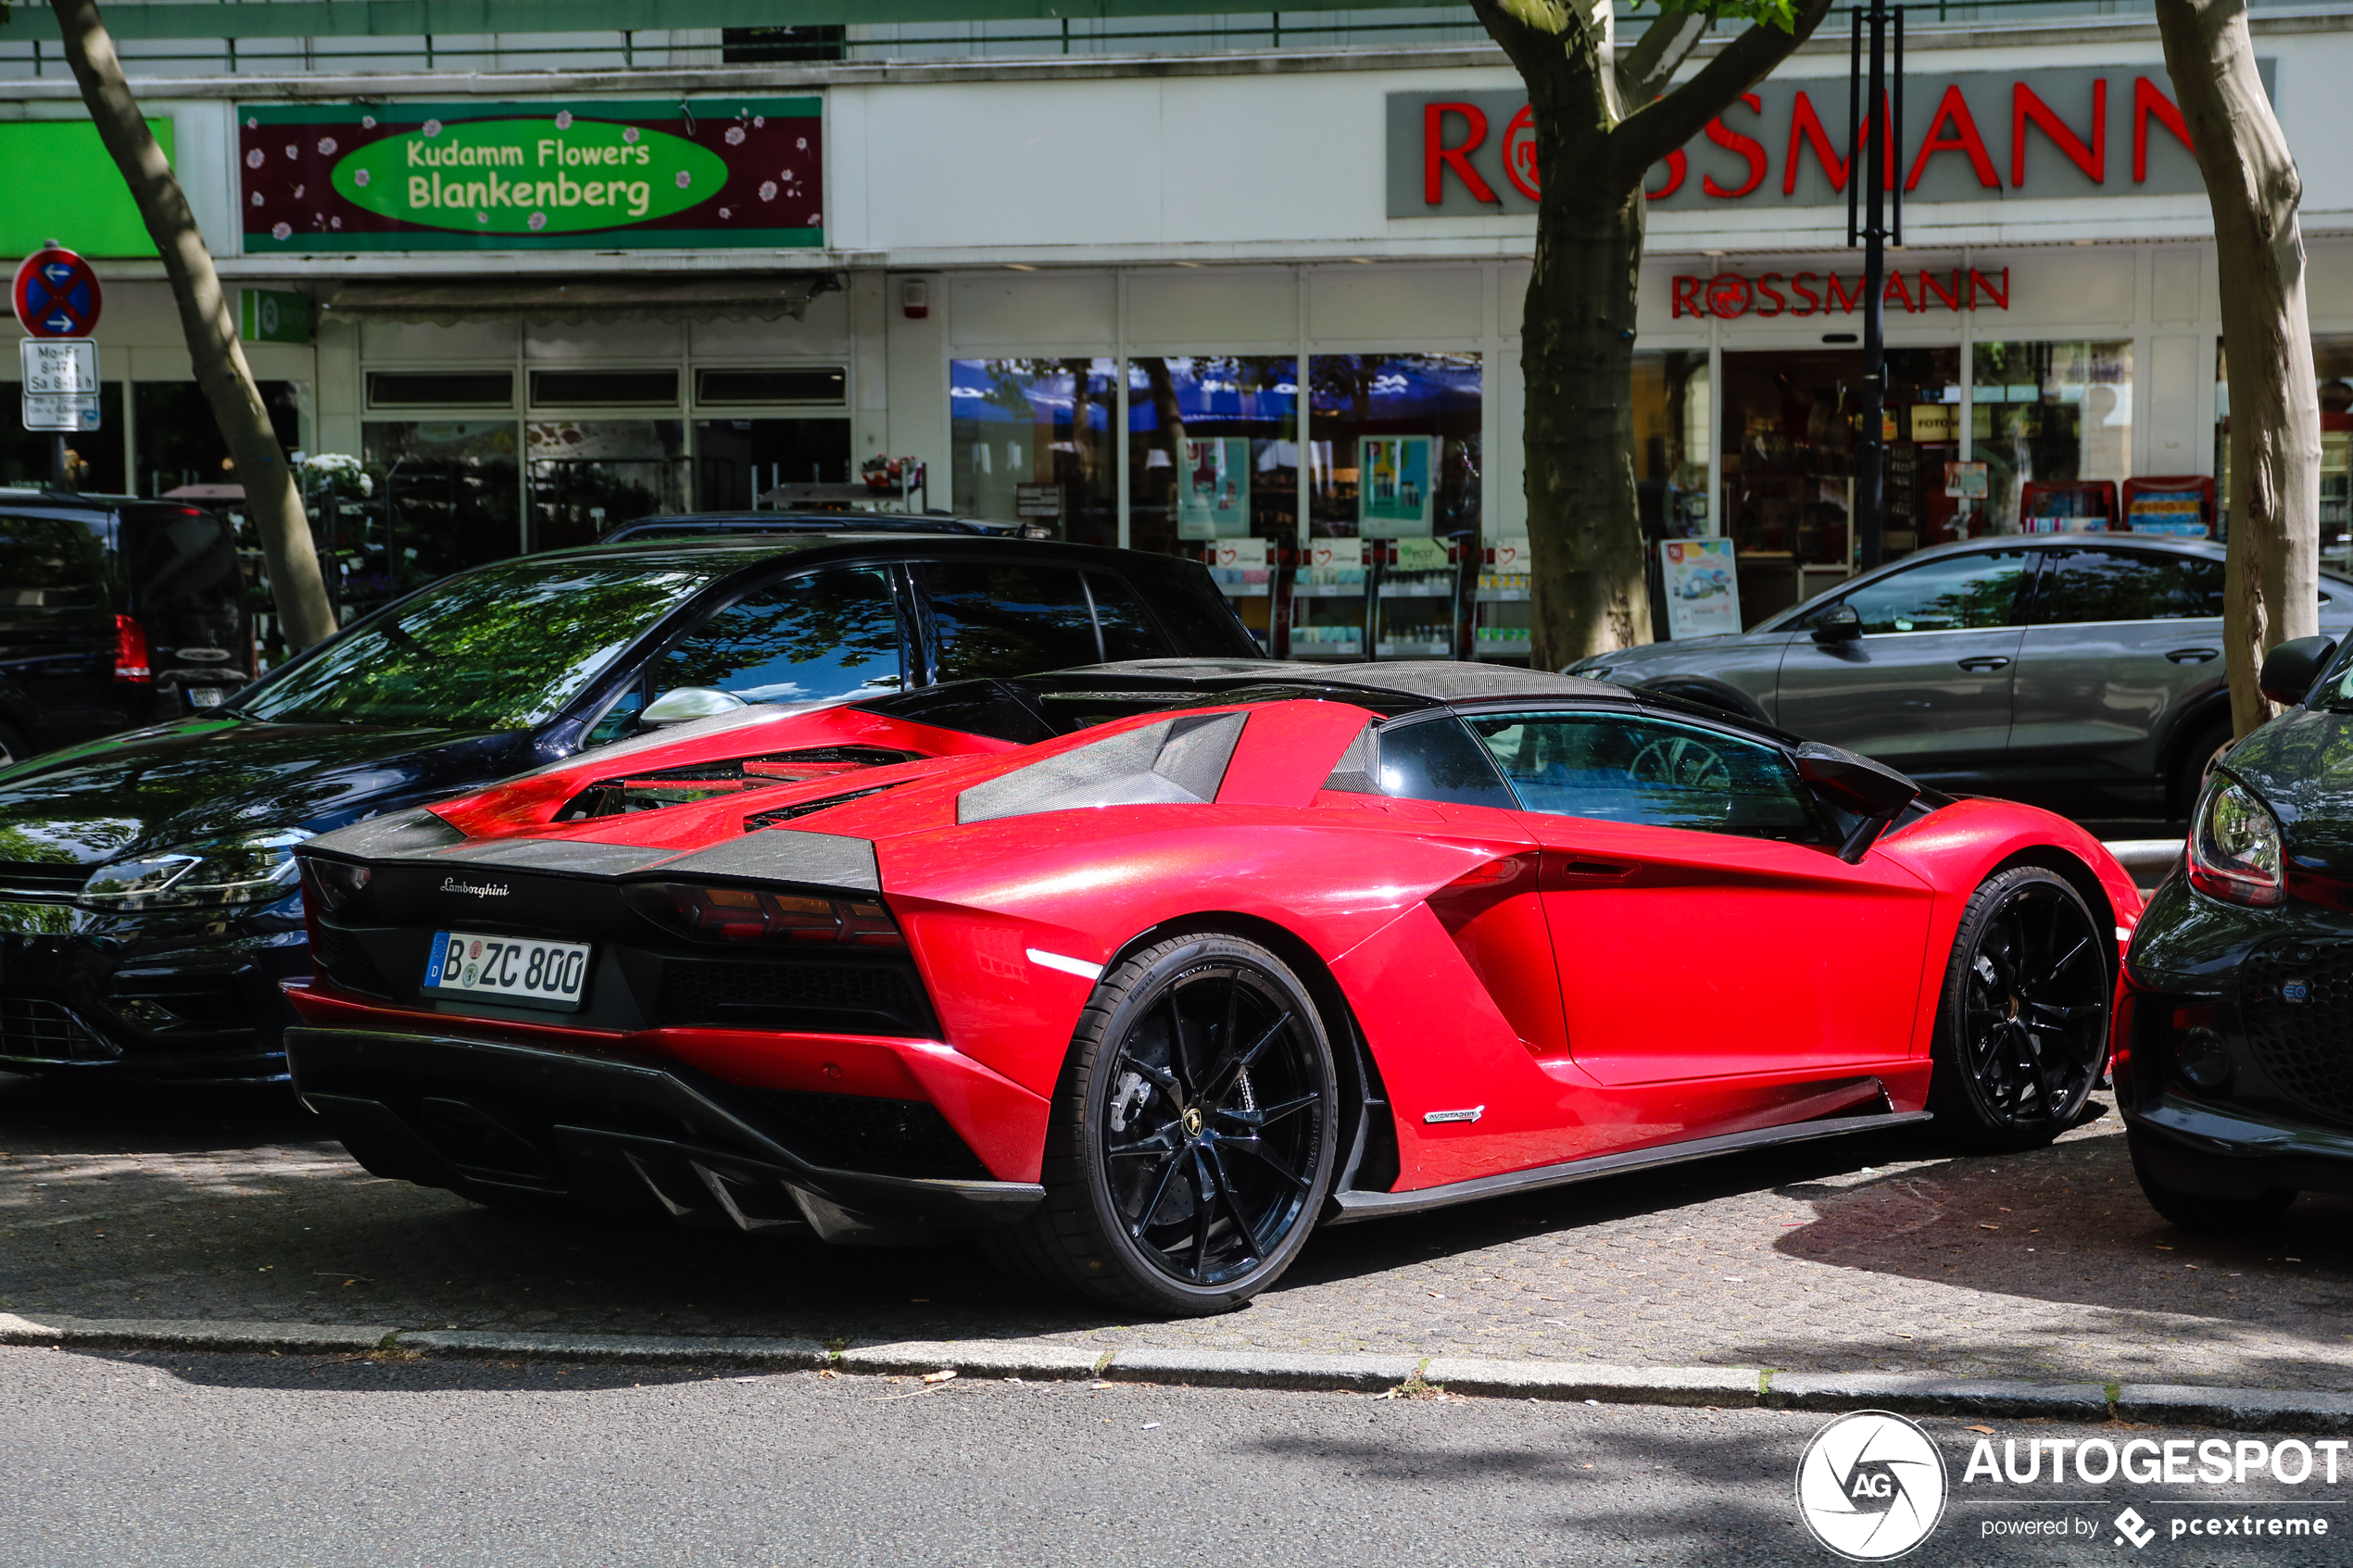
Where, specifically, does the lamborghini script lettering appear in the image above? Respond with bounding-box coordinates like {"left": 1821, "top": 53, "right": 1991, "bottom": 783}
{"left": 438, "top": 879, "right": 510, "bottom": 897}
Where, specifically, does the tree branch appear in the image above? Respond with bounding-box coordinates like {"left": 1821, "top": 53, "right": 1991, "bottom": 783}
{"left": 1465, "top": 0, "right": 1601, "bottom": 89}
{"left": 1605, "top": 0, "right": 1834, "bottom": 191}
{"left": 1615, "top": 9, "right": 1715, "bottom": 107}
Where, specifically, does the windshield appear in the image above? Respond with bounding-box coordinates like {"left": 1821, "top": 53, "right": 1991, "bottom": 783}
{"left": 236, "top": 557, "right": 724, "bottom": 730}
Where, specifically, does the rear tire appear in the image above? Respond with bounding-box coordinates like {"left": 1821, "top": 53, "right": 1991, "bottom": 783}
{"left": 1927, "top": 866, "right": 2109, "bottom": 1153}
{"left": 2128, "top": 1129, "right": 2295, "bottom": 1232}
{"left": 979, "top": 933, "right": 1340, "bottom": 1317}
{"left": 2174, "top": 718, "right": 2233, "bottom": 821}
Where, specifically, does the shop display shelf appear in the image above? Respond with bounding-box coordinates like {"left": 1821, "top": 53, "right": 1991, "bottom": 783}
{"left": 1376, "top": 584, "right": 1453, "bottom": 598}
{"left": 1290, "top": 644, "right": 1365, "bottom": 659}
{"left": 1290, "top": 582, "right": 1365, "bottom": 598}
{"left": 1376, "top": 640, "right": 1453, "bottom": 657}
{"left": 1473, "top": 636, "right": 1533, "bottom": 659}
{"left": 1475, "top": 587, "right": 1530, "bottom": 602}
{"left": 1217, "top": 584, "right": 1273, "bottom": 598}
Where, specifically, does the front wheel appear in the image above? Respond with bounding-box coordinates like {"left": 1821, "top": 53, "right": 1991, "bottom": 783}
{"left": 1927, "top": 866, "right": 2109, "bottom": 1153}
{"left": 980, "top": 933, "right": 1340, "bottom": 1316}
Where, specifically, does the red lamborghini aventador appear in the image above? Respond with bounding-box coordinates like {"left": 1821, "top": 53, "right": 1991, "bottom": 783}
{"left": 283, "top": 660, "right": 2139, "bottom": 1314}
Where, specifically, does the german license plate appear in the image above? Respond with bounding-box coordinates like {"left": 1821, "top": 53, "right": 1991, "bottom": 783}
{"left": 422, "top": 930, "right": 590, "bottom": 1011}
{"left": 190, "top": 687, "right": 224, "bottom": 708}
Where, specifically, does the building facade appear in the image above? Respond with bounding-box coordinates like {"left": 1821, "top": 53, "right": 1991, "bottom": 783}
{"left": 3, "top": 3, "right": 2348, "bottom": 657}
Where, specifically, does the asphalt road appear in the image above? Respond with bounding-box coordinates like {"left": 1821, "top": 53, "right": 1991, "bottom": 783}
{"left": 1, "top": 1347, "right": 2342, "bottom": 1568}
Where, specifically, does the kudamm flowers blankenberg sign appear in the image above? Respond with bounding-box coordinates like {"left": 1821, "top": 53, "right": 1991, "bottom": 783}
{"left": 239, "top": 98, "right": 823, "bottom": 252}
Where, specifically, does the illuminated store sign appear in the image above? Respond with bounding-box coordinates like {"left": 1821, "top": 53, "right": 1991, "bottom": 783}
{"left": 240, "top": 98, "right": 823, "bottom": 252}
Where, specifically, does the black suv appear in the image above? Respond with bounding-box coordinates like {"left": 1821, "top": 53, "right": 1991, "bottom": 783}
{"left": 0, "top": 490, "right": 250, "bottom": 766}
{"left": 0, "top": 533, "right": 1258, "bottom": 1084}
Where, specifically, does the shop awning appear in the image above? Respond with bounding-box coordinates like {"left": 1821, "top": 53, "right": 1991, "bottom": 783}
{"left": 320, "top": 273, "right": 839, "bottom": 327}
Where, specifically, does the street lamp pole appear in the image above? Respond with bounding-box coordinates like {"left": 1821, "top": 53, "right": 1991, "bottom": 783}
{"left": 1848, "top": 1, "right": 1904, "bottom": 571}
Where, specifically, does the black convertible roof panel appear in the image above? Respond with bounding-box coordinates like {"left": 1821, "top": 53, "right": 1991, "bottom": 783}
{"left": 1056, "top": 659, "right": 1623, "bottom": 706}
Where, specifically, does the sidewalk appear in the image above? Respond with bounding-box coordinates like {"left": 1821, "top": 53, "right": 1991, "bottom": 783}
{"left": 5, "top": 1074, "right": 2348, "bottom": 1396}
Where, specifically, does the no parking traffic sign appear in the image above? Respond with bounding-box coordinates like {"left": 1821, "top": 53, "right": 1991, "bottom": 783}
{"left": 13, "top": 245, "right": 104, "bottom": 338}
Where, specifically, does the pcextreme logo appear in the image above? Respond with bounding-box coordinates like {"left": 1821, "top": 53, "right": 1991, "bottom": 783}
{"left": 1796, "top": 1411, "right": 1950, "bottom": 1561}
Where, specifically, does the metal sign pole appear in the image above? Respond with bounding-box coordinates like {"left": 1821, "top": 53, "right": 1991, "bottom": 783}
{"left": 1850, "top": 3, "right": 1904, "bottom": 572}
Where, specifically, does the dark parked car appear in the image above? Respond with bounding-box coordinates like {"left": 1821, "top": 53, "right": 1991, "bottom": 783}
{"left": 598, "top": 510, "right": 1035, "bottom": 545}
{"left": 2118, "top": 632, "right": 2353, "bottom": 1228}
{"left": 0, "top": 533, "right": 1260, "bottom": 1084}
{"left": 0, "top": 489, "right": 250, "bottom": 766}
{"left": 1571, "top": 535, "right": 2353, "bottom": 819}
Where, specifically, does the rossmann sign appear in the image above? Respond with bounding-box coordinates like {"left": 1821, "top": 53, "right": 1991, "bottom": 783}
{"left": 1387, "top": 63, "right": 2271, "bottom": 216}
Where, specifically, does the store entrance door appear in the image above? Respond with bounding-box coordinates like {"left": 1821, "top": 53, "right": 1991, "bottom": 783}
{"left": 1719, "top": 347, "right": 1965, "bottom": 619}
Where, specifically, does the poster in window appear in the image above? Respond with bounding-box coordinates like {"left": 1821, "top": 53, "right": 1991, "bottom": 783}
{"left": 1176, "top": 437, "right": 1252, "bottom": 539}
{"left": 1358, "top": 435, "right": 1434, "bottom": 537}
{"left": 1661, "top": 538, "right": 1741, "bottom": 640}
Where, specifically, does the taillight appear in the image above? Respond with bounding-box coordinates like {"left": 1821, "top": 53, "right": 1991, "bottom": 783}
{"left": 623, "top": 881, "right": 906, "bottom": 947}
{"left": 114, "top": 614, "right": 152, "bottom": 683}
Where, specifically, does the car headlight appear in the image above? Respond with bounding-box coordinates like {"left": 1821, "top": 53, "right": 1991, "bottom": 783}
{"left": 2187, "top": 778, "right": 2284, "bottom": 909}
{"left": 79, "top": 834, "right": 308, "bottom": 911}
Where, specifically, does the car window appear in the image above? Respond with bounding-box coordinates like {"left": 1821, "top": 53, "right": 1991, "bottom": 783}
{"left": 1829, "top": 549, "right": 2032, "bottom": 635}
{"left": 1465, "top": 711, "right": 1825, "bottom": 842}
{"left": 0, "top": 514, "right": 106, "bottom": 616}
{"left": 120, "top": 508, "right": 244, "bottom": 662}
{"left": 1087, "top": 572, "right": 1172, "bottom": 662}
{"left": 1375, "top": 717, "right": 1517, "bottom": 809}
{"left": 2032, "top": 547, "right": 2223, "bottom": 624}
{"left": 236, "top": 556, "right": 733, "bottom": 731}
{"left": 648, "top": 567, "right": 903, "bottom": 707}
{"left": 921, "top": 561, "right": 1101, "bottom": 680}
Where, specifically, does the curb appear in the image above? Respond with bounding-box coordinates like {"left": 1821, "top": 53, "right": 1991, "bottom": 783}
{"left": 6, "top": 1312, "right": 2351, "bottom": 1432}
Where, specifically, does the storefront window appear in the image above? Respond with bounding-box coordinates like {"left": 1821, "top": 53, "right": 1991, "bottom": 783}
{"left": 526, "top": 419, "right": 687, "bottom": 550}
{"left": 1126, "top": 356, "right": 1298, "bottom": 558}
{"left": 1307, "top": 354, "right": 1481, "bottom": 541}
{"left": 359, "top": 420, "right": 522, "bottom": 613}
{"left": 950, "top": 358, "right": 1117, "bottom": 547}
{"left": 1720, "top": 347, "right": 1959, "bottom": 565}
{"left": 695, "top": 419, "right": 854, "bottom": 509}
{"left": 0, "top": 383, "right": 124, "bottom": 492}
{"left": 2217, "top": 337, "right": 2353, "bottom": 563}
{"left": 1972, "top": 340, "right": 2133, "bottom": 533}
{"left": 135, "top": 381, "right": 301, "bottom": 499}
{"left": 1632, "top": 350, "right": 1711, "bottom": 541}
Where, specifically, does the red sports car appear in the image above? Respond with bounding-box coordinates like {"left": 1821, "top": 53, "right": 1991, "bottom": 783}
{"left": 283, "top": 661, "right": 2139, "bottom": 1315}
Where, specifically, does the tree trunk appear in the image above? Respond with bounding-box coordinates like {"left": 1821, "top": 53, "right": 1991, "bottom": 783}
{"left": 2157, "top": 0, "right": 2320, "bottom": 738}
{"left": 1525, "top": 181, "right": 1652, "bottom": 668}
{"left": 50, "top": 0, "right": 338, "bottom": 653}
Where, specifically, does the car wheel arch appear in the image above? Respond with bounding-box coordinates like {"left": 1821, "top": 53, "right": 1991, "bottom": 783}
{"left": 1102, "top": 910, "right": 1396, "bottom": 1195}
{"left": 2157, "top": 692, "right": 2237, "bottom": 806}
{"left": 1985, "top": 847, "right": 2121, "bottom": 995}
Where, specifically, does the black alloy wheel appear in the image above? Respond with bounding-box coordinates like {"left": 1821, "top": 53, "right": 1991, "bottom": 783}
{"left": 981, "top": 933, "right": 1339, "bottom": 1316}
{"left": 1928, "top": 865, "right": 2110, "bottom": 1152}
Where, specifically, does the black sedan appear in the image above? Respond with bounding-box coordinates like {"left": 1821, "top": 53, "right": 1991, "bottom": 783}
{"left": 0, "top": 533, "right": 1259, "bottom": 1085}
{"left": 2119, "top": 632, "right": 2353, "bottom": 1226}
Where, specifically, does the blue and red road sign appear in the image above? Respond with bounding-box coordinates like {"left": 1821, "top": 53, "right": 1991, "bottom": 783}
{"left": 12, "top": 247, "right": 104, "bottom": 338}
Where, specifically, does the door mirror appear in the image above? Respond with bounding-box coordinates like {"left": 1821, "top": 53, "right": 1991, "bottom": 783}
{"left": 1811, "top": 603, "right": 1862, "bottom": 644}
{"left": 639, "top": 687, "right": 749, "bottom": 727}
{"left": 1792, "top": 741, "right": 1920, "bottom": 862}
{"left": 2259, "top": 635, "right": 2338, "bottom": 707}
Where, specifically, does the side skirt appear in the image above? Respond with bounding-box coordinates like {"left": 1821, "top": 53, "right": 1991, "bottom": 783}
{"left": 1323, "top": 1109, "right": 1933, "bottom": 1223}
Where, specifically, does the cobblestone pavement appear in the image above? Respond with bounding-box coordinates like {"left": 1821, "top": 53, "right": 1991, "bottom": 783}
{"left": 5, "top": 1073, "right": 2350, "bottom": 1390}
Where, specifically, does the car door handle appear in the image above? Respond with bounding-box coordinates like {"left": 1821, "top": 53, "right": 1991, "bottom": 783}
{"left": 2166, "top": 647, "right": 2221, "bottom": 664}
{"left": 1956, "top": 656, "right": 2011, "bottom": 671}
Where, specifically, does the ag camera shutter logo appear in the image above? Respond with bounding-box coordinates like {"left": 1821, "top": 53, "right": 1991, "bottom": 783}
{"left": 1795, "top": 1411, "right": 1949, "bottom": 1561}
